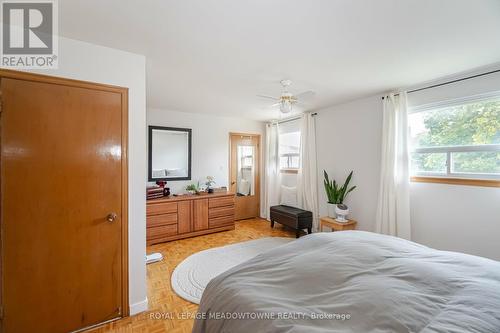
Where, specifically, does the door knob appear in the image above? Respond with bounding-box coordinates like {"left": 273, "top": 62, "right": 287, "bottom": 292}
{"left": 231, "top": 181, "right": 236, "bottom": 185}
{"left": 107, "top": 212, "right": 117, "bottom": 222}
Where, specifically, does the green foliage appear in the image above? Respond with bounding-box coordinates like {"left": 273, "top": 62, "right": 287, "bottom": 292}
{"left": 186, "top": 182, "right": 200, "bottom": 192}
{"left": 185, "top": 184, "right": 197, "bottom": 191}
{"left": 323, "top": 170, "right": 356, "bottom": 204}
{"left": 413, "top": 101, "right": 500, "bottom": 174}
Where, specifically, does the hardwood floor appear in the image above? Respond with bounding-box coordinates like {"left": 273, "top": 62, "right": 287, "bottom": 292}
{"left": 86, "top": 218, "right": 296, "bottom": 333}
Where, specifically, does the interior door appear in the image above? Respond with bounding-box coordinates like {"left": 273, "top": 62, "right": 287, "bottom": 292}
{"left": 0, "top": 72, "right": 128, "bottom": 333}
{"left": 229, "top": 134, "right": 260, "bottom": 220}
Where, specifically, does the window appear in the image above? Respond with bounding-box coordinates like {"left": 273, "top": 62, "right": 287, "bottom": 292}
{"left": 279, "top": 120, "right": 301, "bottom": 172}
{"left": 408, "top": 96, "right": 500, "bottom": 181}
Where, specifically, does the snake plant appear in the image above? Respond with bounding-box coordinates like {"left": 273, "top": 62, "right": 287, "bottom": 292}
{"left": 323, "top": 170, "right": 356, "bottom": 204}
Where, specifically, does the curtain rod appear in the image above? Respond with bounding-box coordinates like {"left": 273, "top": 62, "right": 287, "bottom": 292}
{"left": 381, "top": 68, "right": 500, "bottom": 100}
{"left": 276, "top": 112, "right": 317, "bottom": 124}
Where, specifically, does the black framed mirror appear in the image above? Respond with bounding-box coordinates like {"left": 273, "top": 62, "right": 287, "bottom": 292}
{"left": 148, "top": 126, "right": 192, "bottom": 181}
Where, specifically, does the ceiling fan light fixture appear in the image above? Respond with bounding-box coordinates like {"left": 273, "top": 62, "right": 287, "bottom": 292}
{"left": 280, "top": 100, "right": 292, "bottom": 113}
{"left": 257, "top": 79, "right": 313, "bottom": 115}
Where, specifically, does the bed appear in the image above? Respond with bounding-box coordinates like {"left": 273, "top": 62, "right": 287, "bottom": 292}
{"left": 193, "top": 231, "right": 500, "bottom": 333}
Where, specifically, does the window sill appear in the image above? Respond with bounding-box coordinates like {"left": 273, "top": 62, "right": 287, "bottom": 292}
{"left": 280, "top": 169, "right": 298, "bottom": 174}
{"left": 410, "top": 176, "right": 500, "bottom": 188}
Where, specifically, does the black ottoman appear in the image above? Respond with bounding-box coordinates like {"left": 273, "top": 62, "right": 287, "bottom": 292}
{"left": 270, "top": 205, "right": 312, "bottom": 238}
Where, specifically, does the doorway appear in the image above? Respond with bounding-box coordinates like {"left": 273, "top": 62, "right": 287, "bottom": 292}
{"left": 229, "top": 133, "right": 261, "bottom": 220}
{"left": 0, "top": 70, "right": 129, "bottom": 333}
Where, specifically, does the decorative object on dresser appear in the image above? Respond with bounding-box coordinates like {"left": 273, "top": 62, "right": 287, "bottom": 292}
{"left": 320, "top": 216, "right": 357, "bottom": 232}
{"left": 146, "top": 192, "right": 235, "bottom": 245}
{"left": 185, "top": 183, "right": 200, "bottom": 195}
{"left": 147, "top": 185, "right": 164, "bottom": 200}
{"left": 156, "top": 180, "right": 167, "bottom": 187}
{"left": 205, "top": 176, "right": 216, "bottom": 194}
{"left": 164, "top": 187, "right": 171, "bottom": 196}
{"left": 323, "top": 170, "right": 356, "bottom": 218}
{"left": 270, "top": 205, "right": 312, "bottom": 238}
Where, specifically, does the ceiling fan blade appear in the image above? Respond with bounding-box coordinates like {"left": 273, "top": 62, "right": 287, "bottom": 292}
{"left": 257, "top": 94, "right": 279, "bottom": 101}
{"left": 271, "top": 102, "right": 281, "bottom": 107}
{"left": 293, "top": 90, "right": 315, "bottom": 100}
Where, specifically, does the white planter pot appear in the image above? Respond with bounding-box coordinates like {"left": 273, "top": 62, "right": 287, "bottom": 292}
{"left": 327, "top": 203, "right": 337, "bottom": 218}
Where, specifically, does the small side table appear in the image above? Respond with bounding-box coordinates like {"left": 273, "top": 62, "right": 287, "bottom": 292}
{"left": 320, "top": 216, "right": 357, "bottom": 232}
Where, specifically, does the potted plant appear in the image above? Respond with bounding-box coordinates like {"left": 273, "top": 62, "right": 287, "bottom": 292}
{"left": 186, "top": 182, "right": 200, "bottom": 195}
{"left": 205, "top": 176, "right": 216, "bottom": 193}
{"left": 323, "top": 170, "right": 356, "bottom": 218}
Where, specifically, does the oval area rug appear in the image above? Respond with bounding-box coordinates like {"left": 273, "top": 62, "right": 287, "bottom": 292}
{"left": 171, "top": 237, "right": 294, "bottom": 304}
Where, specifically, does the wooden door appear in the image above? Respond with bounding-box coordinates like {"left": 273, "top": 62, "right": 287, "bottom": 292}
{"left": 193, "top": 199, "right": 209, "bottom": 231}
{"left": 0, "top": 70, "right": 128, "bottom": 333}
{"left": 229, "top": 134, "right": 260, "bottom": 220}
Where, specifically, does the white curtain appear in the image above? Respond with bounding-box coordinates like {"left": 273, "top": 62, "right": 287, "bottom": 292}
{"left": 297, "top": 113, "right": 319, "bottom": 231}
{"left": 263, "top": 122, "right": 281, "bottom": 220}
{"left": 375, "top": 92, "right": 411, "bottom": 239}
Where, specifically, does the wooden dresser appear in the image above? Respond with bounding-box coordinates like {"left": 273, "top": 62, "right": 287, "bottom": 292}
{"left": 146, "top": 192, "right": 235, "bottom": 245}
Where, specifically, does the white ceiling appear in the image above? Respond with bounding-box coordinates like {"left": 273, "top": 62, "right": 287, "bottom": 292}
{"left": 59, "top": 0, "right": 500, "bottom": 121}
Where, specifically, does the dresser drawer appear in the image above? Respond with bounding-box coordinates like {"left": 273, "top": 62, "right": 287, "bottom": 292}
{"left": 147, "top": 224, "right": 178, "bottom": 240}
{"left": 147, "top": 202, "right": 177, "bottom": 216}
{"left": 209, "top": 206, "right": 235, "bottom": 218}
{"left": 209, "top": 215, "right": 234, "bottom": 228}
{"left": 147, "top": 213, "right": 177, "bottom": 228}
{"left": 208, "top": 196, "right": 235, "bottom": 208}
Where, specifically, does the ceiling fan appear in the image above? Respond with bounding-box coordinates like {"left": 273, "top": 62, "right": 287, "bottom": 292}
{"left": 257, "top": 80, "right": 314, "bottom": 114}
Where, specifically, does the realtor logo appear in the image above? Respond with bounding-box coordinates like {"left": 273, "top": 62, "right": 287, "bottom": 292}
{"left": 1, "top": 0, "right": 58, "bottom": 68}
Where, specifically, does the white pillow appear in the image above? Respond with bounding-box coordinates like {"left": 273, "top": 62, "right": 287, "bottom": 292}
{"left": 166, "top": 168, "right": 187, "bottom": 177}
{"left": 152, "top": 169, "right": 166, "bottom": 178}
{"left": 280, "top": 185, "right": 298, "bottom": 207}
{"left": 238, "top": 179, "right": 250, "bottom": 196}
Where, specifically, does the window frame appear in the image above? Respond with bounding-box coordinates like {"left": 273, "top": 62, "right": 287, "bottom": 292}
{"left": 411, "top": 144, "right": 500, "bottom": 179}
{"left": 279, "top": 152, "right": 300, "bottom": 173}
{"left": 280, "top": 168, "right": 299, "bottom": 174}
{"left": 408, "top": 93, "right": 500, "bottom": 186}
{"left": 278, "top": 120, "right": 301, "bottom": 173}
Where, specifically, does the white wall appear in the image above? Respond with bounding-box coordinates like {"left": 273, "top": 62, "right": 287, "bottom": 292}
{"left": 407, "top": 69, "right": 500, "bottom": 261}
{"left": 411, "top": 183, "right": 500, "bottom": 260}
{"left": 148, "top": 108, "right": 265, "bottom": 197}
{"left": 315, "top": 96, "right": 383, "bottom": 232}
{"left": 408, "top": 70, "right": 500, "bottom": 107}
{"left": 24, "top": 37, "right": 148, "bottom": 314}
{"left": 314, "top": 69, "right": 500, "bottom": 261}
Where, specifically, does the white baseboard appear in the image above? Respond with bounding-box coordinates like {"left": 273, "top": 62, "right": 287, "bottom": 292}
{"left": 130, "top": 298, "right": 148, "bottom": 315}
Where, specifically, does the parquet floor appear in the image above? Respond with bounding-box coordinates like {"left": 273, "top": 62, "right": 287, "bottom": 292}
{"left": 86, "top": 218, "right": 296, "bottom": 333}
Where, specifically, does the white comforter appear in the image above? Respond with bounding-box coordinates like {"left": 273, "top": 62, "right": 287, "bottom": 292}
{"left": 193, "top": 231, "right": 500, "bottom": 333}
